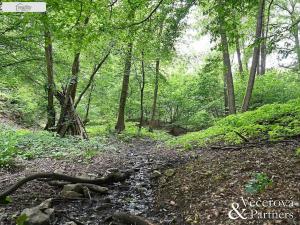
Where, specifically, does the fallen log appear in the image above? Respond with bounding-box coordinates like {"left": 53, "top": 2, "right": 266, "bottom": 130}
{"left": 0, "top": 171, "right": 131, "bottom": 199}
{"left": 112, "top": 212, "right": 156, "bottom": 225}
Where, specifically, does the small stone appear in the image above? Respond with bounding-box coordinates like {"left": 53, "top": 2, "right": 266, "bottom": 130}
{"left": 213, "top": 210, "right": 219, "bottom": 217}
{"left": 182, "top": 186, "right": 189, "bottom": 191}
{"left": 21, "top": 205, "right": 54, "bottom": 225}
{"left": 38, "top": 199, "right": 52, "bottom": 210}
{"left": 62, "top": 184, "right": 83, "bottom": 193}
{"left": 151, "top": 170, "right": 162, "bottom": 178}
{"left": 106, "top": 168, "right": 119, "bottom": 174}
{"left": 84, "top": 184, "right": 109, "bottom": 194}
{"left": 54, "top": 169, "right": 64, "bottom": 174}
{"left": 170, "top": 200, "right": 176, "bottom": 206}
{"left": 61, "top": 190, "right": 83, "bottom": 198}
{"left": 87, "top": 173, "right": 98, "bottom": 178}
{"left": 43, "top": 209, "right": 54, "bottom": 216}
{"left": 164, "top": 169, "right": 175, "bottom": 177}
{"left": 64, "top": 222, "right": 77, "bottom": 225}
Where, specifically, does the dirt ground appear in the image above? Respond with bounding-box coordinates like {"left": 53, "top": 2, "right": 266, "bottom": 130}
{"left": 0, "top": 139, "right": 190, "bottom": 225}
{"left": 0, "top": 138, "right": 299, "bottom": 225}
{"left": 153, "top": 139, "right": 300, "bottom": 225}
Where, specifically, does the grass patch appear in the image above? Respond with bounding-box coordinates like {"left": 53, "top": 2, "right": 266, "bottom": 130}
{"left": 0, "top": 125, "right": 107, "bottom": 167}
{"left": 170, "top": 98, "right": 300, "bottom": 149}
{"left": 86, "top": 122, "right": 172, "bottom": 142}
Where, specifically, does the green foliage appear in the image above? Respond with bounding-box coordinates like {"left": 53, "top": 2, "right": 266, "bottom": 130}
{"left": 295, "top": 148, "right": 300, "bottom": 157}
{"left": 171, "top": 99, "right": 300, "bottom": 148}
{"left": 117, "top": 122, "right": 171, "bottom": 142}
{"left": 0, "top": 125, "right": 107, "bottom": 167}
{"left": 235, "top": 70, "right": 300, "bottom": 109}
{"left": 87, "top": 122, "right": 171, "bottom": 142}
{"left": 245, "top": 173, "right": 273, "bottom": 194}
{"left": 16, "top": 214, "right": 28, "bottom": 225}
{"left": 187, "top": 110, "right": 215, "bottom": 130}
{"left": 0, "top": 83, "right": 45, "bottom": 126}
{"left": 0, "top": 196, "right": 12, "bottom": 205}
{"left": 0, "top": 126, "right": 19, "bottom": 167}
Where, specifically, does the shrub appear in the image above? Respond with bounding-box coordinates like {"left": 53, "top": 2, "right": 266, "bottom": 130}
{"left": 0, "top": 125, "right": 107, "bottom": 167}
{"left": 170, "top": 98, "right": 300, "bottom": 148}
{"left": 245, "top": 173, "right": 273, "bottom": 194}
{"left": 0, "top": 126, "right": 19, "bottom": 166}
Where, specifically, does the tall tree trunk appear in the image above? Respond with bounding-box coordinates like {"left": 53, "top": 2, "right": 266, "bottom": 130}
{"left": 293, "top": 21, "right": 300, "bottom": 72}
{"left": 242, "top": 0, "right": 265, "bottom": 112}
{"left": 262, "top": 0, "right": 274, "bottom": 74}
{"left": 139, "top": 52, "right": 146, "bottom": 131}
{"left": 70, "top": 53, "right": 80, "bottom": 101}
{"left": 260, "top": 0, "right": 271, "bottom": 75}
{"left": 236, "top": 35, "right": 244, "bottom": 74}
{"left": 260, "top": 0, "right": 270, "bottom": 75}
{"left": 220, "top": 20, "right": 236, "bottom": 114}
{"left": 260, "top": 23, "right": 266, "bottom": 75}
{"left": 115, "top": 43, "right": 133, "bottom": 133}
{"left": 150, "top": 59, "right": 160, "bottom": 128}
{"left": 44, "top": 30, "right": 56, "bottom": 131}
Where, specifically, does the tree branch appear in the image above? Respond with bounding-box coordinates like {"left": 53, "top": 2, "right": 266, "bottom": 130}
{"left": 0, "top": 171, "right": 131, "bottom": 200}
{"left": 74, "top": 46, "right": 112, "bottom": 108}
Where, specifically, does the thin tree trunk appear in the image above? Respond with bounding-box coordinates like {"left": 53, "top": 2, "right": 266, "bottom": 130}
{"left": 257, "top": 46, "right": 261, "bottom": 75}
{"left": 223, "top": 76, "right": 229, "bottom": 115}
{"left": 139, "top": 51, "right": 145, "bottom": 131}
{"left": 83, "top": 79, "right": 94, "bottom": 124}
{"left": 220, "top": 20, "right": 236, "bottom": 114}
{"left": 242, "top": 0, "right": 265, "bottom": 112}
{"left": 115, "top": 43, "right": 133, "bottom": 132}
{"left": 150, "top": 59, "right": 160, "bottom": 128}
{"left": 236, "top": 35, "right": 244, "bottom": 74}
{"left": 260, "top": 0, "right": 273, "bottom": 75}
{"left": 260, "top": 22, "right": 266, "bottom": 74}
{"left": 242, "top": 39, "right": 249, "bottom": 72}
{"left": 44, "top": 29, "right": 56, "bottom": 130}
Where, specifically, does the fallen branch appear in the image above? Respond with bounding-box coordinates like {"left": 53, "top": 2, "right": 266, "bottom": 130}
{"left": 233, "top": 131, "right": 249, "bottom": 142}
{"left": 112, "top": 212, "right": 156, "bottom": 225}
{"left": 0, "top": 171, "right": 131, "bottom": 199}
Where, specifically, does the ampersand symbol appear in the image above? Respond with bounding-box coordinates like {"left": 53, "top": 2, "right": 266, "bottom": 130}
{"left": 228, "top": 203, "right": 247, "bottom": 220}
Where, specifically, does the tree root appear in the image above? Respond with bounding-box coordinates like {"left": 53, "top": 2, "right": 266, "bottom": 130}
{"left": 0, "top": 171, "right": 131, "bottom": 199}
{"left": 112, "top": 212, "right": 156, "bottom": 225}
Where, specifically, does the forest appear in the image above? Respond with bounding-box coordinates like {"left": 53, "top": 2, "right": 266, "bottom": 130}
{"left": 0, "top": 0, "right": 299, "bottom": 224}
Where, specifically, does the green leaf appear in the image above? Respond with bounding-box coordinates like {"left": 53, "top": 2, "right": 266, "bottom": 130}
{"left": 0, "top": 196, "right": 13, "bottom": 204}
{"left": 16, "top": 214, "right": 28, "bottom": 225}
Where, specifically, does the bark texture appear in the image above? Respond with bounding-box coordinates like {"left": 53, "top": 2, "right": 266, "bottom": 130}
{"left": 115, "top": 43, "right": 133, "bottom": 132}
{"left": 150, "top": 59, "right": 160, "bottom": 128}
{"left": 220, "top": 19, "right": 236, "bottom": 114}
{"left": 294, "top": 21, "right": 300, "bottom": 72}
{"left": 44, "top": 30, "right": 56, "bottom": 130}
{"left": 139, "top": 51, "right": 146, "bottom": 130}
{"left": 236, "top": 35, "right": 244, "bottom": 74}
{"left": 242, "top": 0, "right": 265, "bottom": 112}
